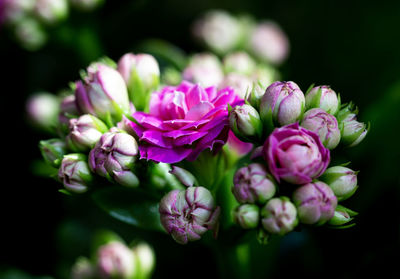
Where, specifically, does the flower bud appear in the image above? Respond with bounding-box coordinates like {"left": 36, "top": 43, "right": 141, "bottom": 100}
{"left": 192, "top": 10, "right": 241, "bottom": 55}
{"left": 39, "top": 138, "right": 66, "bottom": 167}
{"left": 66, "top": 114, "right": 108, "bottom": 152}
{"left": 89, "top": 129, "right": 139, "bottom": 187}
{"left": 117, "top": 53, "right": 160, "bottom": 111}
{"left": 96, "top": 241, "right": 136, "bottom": 279}
{"left": 159, "top": 186, "right": 220, "bottom": 244}
{"left": 260, "top": 81, "right": 305, "bottom": 126}
{"left": 232, "top": 163, "right": 276, "bottom": 204}
{"left": 327, "top": 205, "right": 358, "bottom": 226}
{"left": 182, "top": 53, "right": 224, "bottom": 88}
{"left": 132, "top": 242, "right": 155, "bottom": 279}
{"left": 340, "top": 116, "right": 369, "bottom": 147}
{"left": 293, "top": 181, "right": 337, "bottom": 225}
{"left": 169, "top": 166, "right": 197, "bottom": 187}
{"left": 71, "top": 257, "right": 93, "bottom": 279}
{"left": 14, "top": 16, "right": 47, "bottom": 51}
{"left": 229, "top": 104, "right": 262, "bottom": 141}
{"left": 1, "top": 0, "right": 35, "bottom": 25}
{"left": 58, "top": 94, "right": 79, "bottom": 128}
{"left": 261, "top": 197, "right": 298, "bottom": 235}
{"left": 234, "top": 204, "right": 260, "bottom": 229}
{"left": 58, "top": 153, "right": 93, "bottom": 193}
{"left": 305, "top": 85, "right": 339, "bottom": 115}
{"left": 219, "top": 73, "right": 253, "bottom": 99}
{"left": 223, "top": 51, "right": 256, "bottom": 76}
{"left": 300, "top": 108, "right": 341, "bottom": 149}
{"left": 33, "top": 0, "right": 68, "bottom": 25}
{"left": 26, "top": 92, "right": 59, "bottom": 133}
{"left": 320, "top": 166, "right": 358, "bottom": 201}
{"left": 248, "top": 21, "right": 289, "bottom": 65}
{"left": 75, "top": 64, "right": 130, "bottom": 124}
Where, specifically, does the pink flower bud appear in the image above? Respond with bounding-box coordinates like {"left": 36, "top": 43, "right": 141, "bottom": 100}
{"left": 301, "top": 108, "right": 341, "bottom": 149}
{"left": 305, "top": 85, "right": 339, "bottom": 115}
{"left": 293, "top": 181, "right": 338, "bottom": 225}
{"left": 58, "top": 153, "right": 93, "bottom": 193}
{"left": 159, "top": 186, "right": 220, "bottom": 244}
{"left": 261, "top": 197, "right": 298, "bottom": 235}
{"left": 182, "top": 53, "right": 224, "bottom": 88}
{"left": 232, "top": 163, "right": 276, "bottom": 204}
{"left": 234, "top": 204, "right": 260, "bottom": 229}
{"left": 260, "top": 81, "right": 305, "bottom": 126}
{"left": 320, "top": 166, "right": 358, "bottom": 201}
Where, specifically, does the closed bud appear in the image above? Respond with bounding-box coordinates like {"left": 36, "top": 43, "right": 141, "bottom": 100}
{"left": 328, "top": 205, "right": 358, "bottom": 226}
{"left": 305, "top": 85, "right": 339, "bottom": 115}
{"left": 132, "top": 242, "right": 156, "bottom": 279}
{"left": 229, "top": 104, "right": 262, "bottom": 141}
{"left": 340, "top": 117, "right": 369, "bottom": 147}
{"left": 117, "top": 53, "right": 160, "bottom": 111}
{"left": 75, "top": 64, "right": 130, "bottom": 124}
{"left": 14, "top": 17, "right": 47, "bottom": 51}
{"left": 39, "top": 138, "right": 66, "bottom": 167}
{"left": 89, "top": 128, "right": 139, "bottom": 187}
{"left": 26, "top": 92, "right": 59, "bottom": 133}
{"left": 232, "top": 163, "right": 276, "bottom": 204}
{"left": 261, "top": 197, "right": 298, "bottom": 235}
{"left": 223, "top": 51, "right": 256, "bottom": 76}
{"left": 300, "top": 108, "right": 341, "bottom": 149}
{"left": 293, "top": 181, "right": 337, "bottom": 225}
{"left": 96, "top": 241, "right": 136, "bottom": 279}
{"left": 66, "top": 114, "right": 108, "bottom": 152}
{"left": 58, "top": 153, "right": 93, "bottom": 193}
{"left": 33, "top": 0, "right": 68, "bottom": 25}
{"left": 159, "top": 186, "right": 220, "bottom": 244}
{"left": 320, "top": 166, "right": 358, "bottom": 201}
{"left": 234, "top": 204, "right": 260, "bottom": 229}
{"left": 170, "top": 166, "right": 198, "bottom": 187}
{"left": 182, "top": 53, "right": 224, "bottom": 88}
{"left": 192, "top": 10, "right": 241, "bottom": 55}
{"left": 58, "top": 94, "right": 79, "bottom": 129}
{"left": 260, "top": 81, "right": 305, "bottom": 126}
{"left": 248, "top": 21, "right": 289, "bottom": 65}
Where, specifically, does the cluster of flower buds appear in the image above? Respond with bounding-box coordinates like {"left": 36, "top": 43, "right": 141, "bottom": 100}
{"left": 70, "top": 231, "right": 155, "bottom": 279}
{"left": 229, "top": 80, "right": 366, "bottom": 240}
{"left": 192, "top": 10, "right": 289, "bottom": 65}
{"left": 0, "top": 0, "right": 103, "bottom": 50}
{"left": 33, "top": 53, "right": 162, "bottom": 194}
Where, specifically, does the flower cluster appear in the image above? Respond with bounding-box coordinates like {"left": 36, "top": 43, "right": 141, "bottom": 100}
{"left": 70, "top": 230, "right": 155, "bottom": 279}
{"left": 1, "top": 0, "right": 103, "bottom": 51}
{"left": 230, "top": 81, "right": 367, "bottom": 239}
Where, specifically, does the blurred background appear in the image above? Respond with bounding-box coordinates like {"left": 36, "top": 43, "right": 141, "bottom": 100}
{"left": 1, "top": 0, "right": 399, "bottom": 278}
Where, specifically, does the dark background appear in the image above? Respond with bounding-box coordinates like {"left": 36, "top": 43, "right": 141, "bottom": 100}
{"left": 1, "top": 0, "right": 399, "bottom": 278}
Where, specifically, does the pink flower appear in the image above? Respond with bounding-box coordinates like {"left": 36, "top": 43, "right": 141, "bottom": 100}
{"left": 263, "top": 122, "right": 330, "bottom": 184}
{"left": 131, "top": 81, "right": 242, "bottom": 163}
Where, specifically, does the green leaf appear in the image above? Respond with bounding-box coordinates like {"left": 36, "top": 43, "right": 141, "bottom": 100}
{"left": 91, "top": 187, "right": 165, "bottom": 232}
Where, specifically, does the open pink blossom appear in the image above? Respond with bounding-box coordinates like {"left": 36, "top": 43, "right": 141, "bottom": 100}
{"left": 130, "top": 81, "right": 242, "bottom": 163}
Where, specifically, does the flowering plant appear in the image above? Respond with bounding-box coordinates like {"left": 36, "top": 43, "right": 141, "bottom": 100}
{"left": 28, "top": 9, "right": 370, "bottom": 279}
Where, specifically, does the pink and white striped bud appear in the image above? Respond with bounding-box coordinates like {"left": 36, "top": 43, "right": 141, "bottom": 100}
{"left": 89, "top": 128, "right": 139, "bottom": 187}
{"left": 320, "top": 166, "right": 358, "bottom": 201}
{"left": 117, "top": 53, "right": 160, "bottom": 111}
{"left": 58, "top": 153, "right": 93, "bottom": 193}
{"left": 293, "top": 181, "right": 338, "bottom": 225}
{"left": 305, "top": 85, "right": 339, "bottom": 115}
{"left": 96, "top": 241, "right": 136, "bottom": 279}
{"left": 261, "top": 197, "right": 298, "bottom": 235}
{"left": 159, "top": 186, "right": 220, "bottom": 244}
{"left": 300, "top": 108, "right": 341, "bottom": 149}
{"left": 66, "top": 114, "right": 108, "bottom": 152}
{"left": 75, "top": 64, "right": 130, "bottom": 123}
{"left": 232, "top": 163, "right": 276, "bottom": 204}
{"left": 260, "top": 81, "right": 305, "bottom": 126}
{"left": 248, "top": 21, "right": 289, "bottom": 65}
